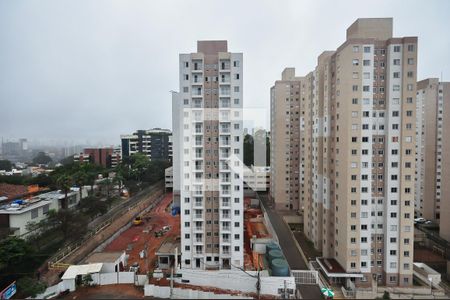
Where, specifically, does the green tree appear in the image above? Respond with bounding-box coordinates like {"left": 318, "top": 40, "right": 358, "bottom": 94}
{"left": 60, "top": 155, "right": 74, "bottom": 166}
{"left": 82, "top": 274, "right": 93, "bottom": 286}
{"left": 46, "top": 209, "right": 88, "bottom": 241}
{"left": 79, "top": 196, "right": 108, "bottom": 219}
{"left": 243, "top": 134, "right": 254, "bottom": 166}
{"left": 0, "top": 159, "right": 13, "bottom": 171}
{"left": 73, "top": 171, "right": 88, "bottom": 200}
{"left": 16, "top": 277, "right": 47, "bottom": 298}
{"left": 0, "top": 237, "right": 35, "bottom": 274}
{"left": 56, "top": 174, "right": 72, "bottom": 209}
{"left": 32, "top": 152, "right": 52, "bottom": 165}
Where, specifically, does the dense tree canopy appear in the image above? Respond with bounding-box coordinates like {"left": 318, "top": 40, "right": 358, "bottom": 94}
{"left": 0, "top": 160, "right": 13, "bottom": 171}
{"left": 32, "top": 152, "right": 52, "bottom": 165}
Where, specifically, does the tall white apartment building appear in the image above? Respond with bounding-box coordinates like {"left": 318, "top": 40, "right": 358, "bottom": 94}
{"left": 172, "top": 41, "right": 244, "bottom": 270}
{"left": 268, "top": 18, "right": 418, "bottom": 288}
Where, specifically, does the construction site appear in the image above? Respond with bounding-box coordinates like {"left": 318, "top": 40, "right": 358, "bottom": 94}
{"left": 33, "top": 182, "right": 299, "bottom": 299}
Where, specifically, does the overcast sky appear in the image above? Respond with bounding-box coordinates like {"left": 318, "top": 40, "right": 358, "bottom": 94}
{"left": 1, "top": 0, "right": 449, "bottom": 146}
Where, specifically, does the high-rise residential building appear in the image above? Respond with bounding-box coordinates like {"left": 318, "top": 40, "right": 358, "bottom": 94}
{"left": 272, "top": 18, "right": 417, "bottom": 288}
{"left": 172, "top": 40, "right": 244, "bottom": 270}
{"left": 270, "top": 69, "right": 313, "bottom": 212}
{"left": 415, "top": 79, "right": 450, "bottom": 241}
{"left": 120, "top": 128, "right": 172, "bottom": 162}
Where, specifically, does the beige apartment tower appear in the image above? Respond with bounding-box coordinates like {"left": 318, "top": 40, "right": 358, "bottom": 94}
{"left": 415, "top": 79, "right": 450, "bottom": 242}
{"left": 271, "top": 18, "right": 417, "bottom": 288}
{"left": 270, "top": 69, "right": 313, "bottom": 212}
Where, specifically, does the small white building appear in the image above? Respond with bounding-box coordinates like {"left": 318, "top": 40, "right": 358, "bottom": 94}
{"left": 61, "top": 263, "right": 103, "bottom": 291}
{"left": 0, "top": 199, "right": 53, "bottom": 236}
{"left": 85, "top": 251, "right": 127, "bottom": 273}
{"left": 0, "top": 186, "right": 89, "bottom": 237}
{"left": 244, "top": 166, "right": 270, "bottom": 192}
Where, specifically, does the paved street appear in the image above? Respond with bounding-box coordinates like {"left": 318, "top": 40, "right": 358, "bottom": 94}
{"left": 258, "top": 193, "right": 307, "bottom": 270}
{"left": 258, "top": 193, "right": 323, "bottom": 299}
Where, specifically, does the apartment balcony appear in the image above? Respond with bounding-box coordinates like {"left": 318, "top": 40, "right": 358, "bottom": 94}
{"left": 192, "top": 78, "right": 203, "bottom": 85}
{"left": 219, "top": 78, "right": 231, "bottom": 85}
{"left": 193, "top": 226, "right": 203, "bottom": 232}
{"left": 191, "top": 90, "right": 203, "bottom": 97}
{"left": 220, "top": 178, "right": 231, "bottom": 185}
{"left": 220, "top": 201, "right": 231, "bottom": 208}
{"left": 221, "top": 250, "right": 231, "bottom": 257}
{"left": 220, "top": 127, "right": 231, "bottom": 134}
{"left": 219, "top": 138, "right": 231, "bottom": 146}
{"left": 220, "top": 151, "right": 230, "bottom": 159}
{"left": 219, "top": 61, "right": 231, "bottom": 71}
{"left": 193, "top": 251, "right": 204, "bottom": 256}
{"left": 194, "top": 201, "right": 203, "bottom": 208}
{"left": 192, "top": 62, "right": 203, "bottom": 72}
{"left": 221, "top": 214, "right": 231, "bottom": 220}
{"left": 193, "top": 214, "right": 203, "bottom": 221}
{"left": 221, "top": 238, "right": 231, "bottom": 244}
{"left": 219, "top": 101, "right": 231, "bottom": 108}
{"left": 193, "top": 238, "right": 203, "bottom": 244}
{"left": 220, "top": 189, "right": 231, "bottom": 196}
{"left": 193, "top": 164, "right": 203, "bottom": 172}
{"left": 221, "top": 226, "right": 231, "bottom": 232}
{"left": 193, "top": 128, "right": 203, "bottom": 135}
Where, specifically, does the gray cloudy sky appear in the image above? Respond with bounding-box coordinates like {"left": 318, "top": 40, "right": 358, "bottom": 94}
{"left": 1, "top": 0, "right": 449, "bottom": 146}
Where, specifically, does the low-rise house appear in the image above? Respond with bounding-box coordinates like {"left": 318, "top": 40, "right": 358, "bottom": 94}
{"left": 0, "top": 186, "right": 89, "bottom": 237}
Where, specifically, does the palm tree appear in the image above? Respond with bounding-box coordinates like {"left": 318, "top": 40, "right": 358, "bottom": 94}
{"left": 56, "top": 174, "right": 72, "bottom": 209}
{"left": 73, "top": 171, "right": 88, "bottom": 201}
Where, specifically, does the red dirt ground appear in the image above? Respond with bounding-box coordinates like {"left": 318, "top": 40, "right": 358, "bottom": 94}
{"left": 60, "top": 284, "right": 147, "bottom": 299}
{"left": 104, "top": 193, "right": 180, "bottom": 274}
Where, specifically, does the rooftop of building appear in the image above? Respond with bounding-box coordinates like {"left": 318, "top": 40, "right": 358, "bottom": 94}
{"left": 0, "top": 187, "right": 80, "bottom": 214}
{"left": 156, "top": 240, "right": 181, "bottom": 256}
{"left": 85, "top": 251, "right": 124, "bottom": 264}
{"left": 0, "top": 198, "right": 52, "bottom": 215}
{"left": 346, "top": 18, "right": 393, "bottom": 40}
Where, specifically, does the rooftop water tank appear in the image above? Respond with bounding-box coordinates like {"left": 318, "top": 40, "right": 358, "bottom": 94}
{"left": 268, "top": 249, "right": 284, "bottom": 261}
{"left": 266, "top": 243, "right": 279, "bottom": 254}
{"left": 271, "top": 258, "right": 289, "bottom": 276}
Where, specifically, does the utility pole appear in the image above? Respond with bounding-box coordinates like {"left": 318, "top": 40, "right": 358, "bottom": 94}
{"left": 170, "top": 266, "right": 174, "bottom": 299}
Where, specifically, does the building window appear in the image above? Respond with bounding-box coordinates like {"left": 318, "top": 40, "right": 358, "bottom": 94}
{"left": 31, "top": 208, "right": 39, "bottom": 219}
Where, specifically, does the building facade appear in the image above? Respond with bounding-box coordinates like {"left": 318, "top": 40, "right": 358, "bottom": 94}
{"left": 271, "top": 18, "right": 417, "bottom": 288}
{"left": 173, "top": 41, "right": 244, "bottom": 270}
{"left": 74, "top": 147, "right": 119, "bottom": 168}
{"left": 121, "top": 128, "right": 172, "bottom": 162}
{"left": 415, "top": 79, "right": 450, "bottom": 241}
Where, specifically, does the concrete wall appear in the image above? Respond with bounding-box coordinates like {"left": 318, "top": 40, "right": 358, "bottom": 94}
{"left": 144, "top": 284, "right": 252, "bottom": 299}
{"left": 176, "top": 269, "right": 295, "bottom": 296}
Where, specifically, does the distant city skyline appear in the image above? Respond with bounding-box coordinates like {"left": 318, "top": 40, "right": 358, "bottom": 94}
{"left": 1, "top": 0, "right": 450, "bottom": 144}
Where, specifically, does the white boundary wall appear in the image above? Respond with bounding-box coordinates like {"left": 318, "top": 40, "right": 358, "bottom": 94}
{"left": 175, "top": 269, "right": 295, "bottom": 296}
{"left": 144, "top": 284, "right": 252, "bottom": 299}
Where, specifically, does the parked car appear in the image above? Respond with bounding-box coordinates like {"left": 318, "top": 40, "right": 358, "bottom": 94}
{"left": 414, "top": 217, "right": 426, "bottom": 224}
